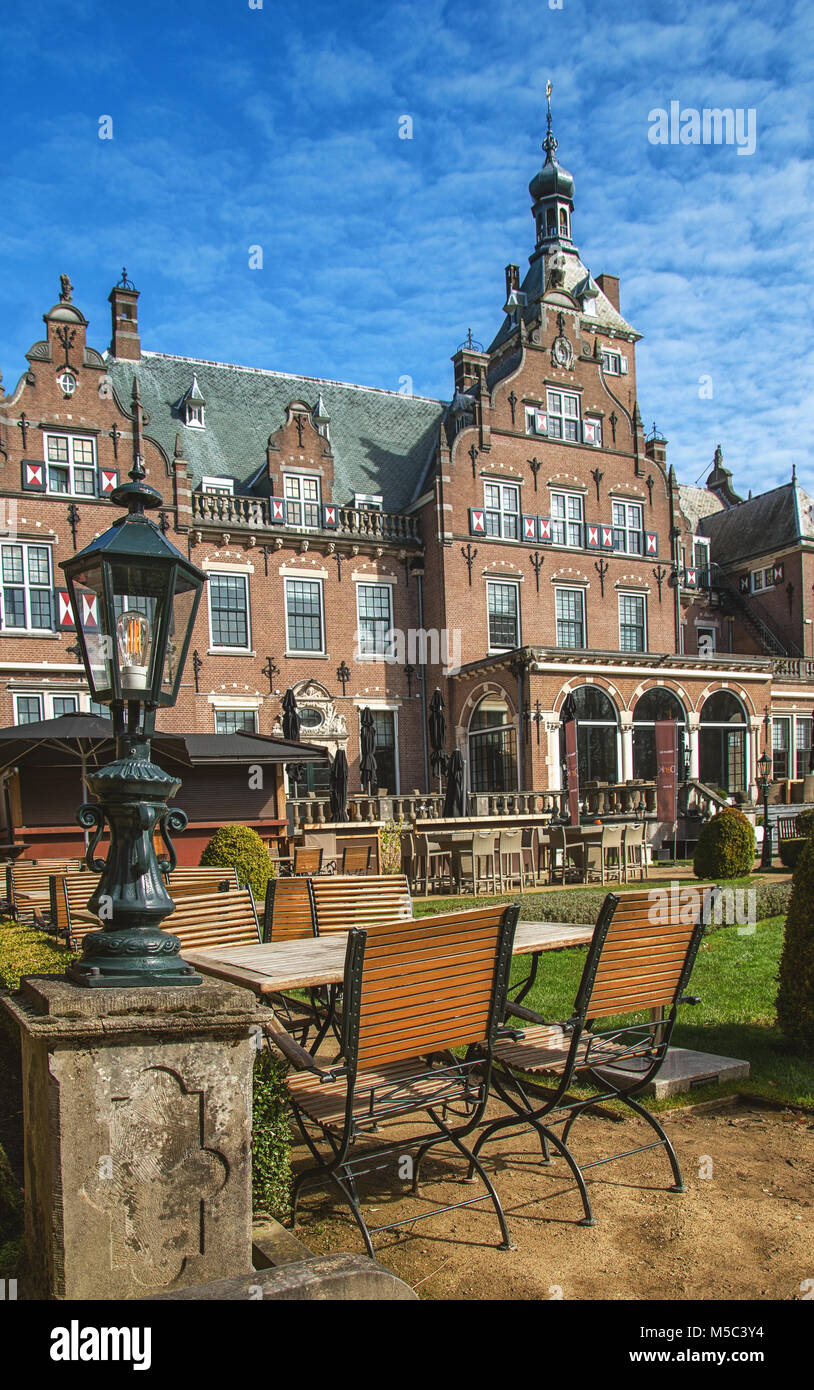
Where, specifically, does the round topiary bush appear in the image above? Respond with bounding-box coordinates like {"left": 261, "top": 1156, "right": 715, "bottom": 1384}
{"left": 776, "top": 835, "right": 814, "bottom": 1049}
{"left": 693, "top": 806, "right": 755, "bottom": 880}
{"left": 796, "top": 808, "right": 814, "bottom": 839}
{"left": 200, "top": 824, "right": 273, "bottom": 900}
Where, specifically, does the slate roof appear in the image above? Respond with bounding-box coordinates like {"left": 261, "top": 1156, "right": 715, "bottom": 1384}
{"left": 676, "top": 483, "right": 725, "bottom": 535}
{"left": 697, "top": 483, "right": 814, "bottom": 567}
{"left": 105, "top": 352, "right": 447, "bottom": 514}
{"left": 488, "top": 247, "right": 638, "bottom": 354}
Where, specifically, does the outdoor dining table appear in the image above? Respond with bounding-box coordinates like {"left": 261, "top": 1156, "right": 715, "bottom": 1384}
{"left": 182, "top": 919, "right": 594, "bottom": 996}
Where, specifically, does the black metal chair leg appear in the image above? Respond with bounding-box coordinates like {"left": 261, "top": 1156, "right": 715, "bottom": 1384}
{"left": 621, "top": 1092, "right": 686, "bottom": 1191}
{"left": 528, "top": 1120, "right": 597, "bottom": 1226}
{"left": 329, "top": 1170, "right": 376, "bottom": 1259}
{"left": 444, "top": 1128, "right": 515, "bottom": 1252}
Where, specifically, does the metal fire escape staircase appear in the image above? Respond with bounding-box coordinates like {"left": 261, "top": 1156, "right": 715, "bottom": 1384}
{"left": 701, "top": 564, "right": 802, "bottom": 658}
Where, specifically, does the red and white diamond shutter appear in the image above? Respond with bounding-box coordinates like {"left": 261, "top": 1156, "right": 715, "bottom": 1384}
{"left": 645, "top": 532, "right": 659, "bottom": 556}
{"left": 97, "top": 468, "right": 119, "bottom": 495}
{"left": 21, "top": 461, "right": 45, "bottom": 491}
{"left": 469, "top": 508, "right": 486, "bottom": 535}
{"left": 322, "top": 503, "right": 338, "bottom": 529}
{"left": 54, "top": 589, "right": 75, "bottom": 629}
{"left": 522, "top": 515, "right": 537, "bottom": 541}
{"left": 270, "top": 498, "right": 286, "bottom": 524}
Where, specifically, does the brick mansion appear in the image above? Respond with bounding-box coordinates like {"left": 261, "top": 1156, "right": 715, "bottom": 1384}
{"left": 1, "top": 107, "right": 812, "bottom": 820}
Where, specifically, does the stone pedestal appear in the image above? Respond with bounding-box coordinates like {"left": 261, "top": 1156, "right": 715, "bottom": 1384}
{"left": 2, "top": 975, "right": 265, "bottom": 1300}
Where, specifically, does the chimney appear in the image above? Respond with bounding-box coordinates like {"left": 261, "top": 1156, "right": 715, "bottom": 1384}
{"left": 596, "top": 273, "right": 620, "bottom": 311}
{"left": 108, "top": 269, "right": 141, "bottom": 360}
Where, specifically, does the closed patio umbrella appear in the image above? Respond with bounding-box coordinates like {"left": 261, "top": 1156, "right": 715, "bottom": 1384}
{"left": 560, "top": 692, "right": 579, "bottom": 826}
{"left": 359, "top": 708, "right": 378, "bottom": 796}
{"left": 282, "top": 689, "right": 305, "bottom": 790}
{"left": 329, "top": 749, "right": 349, "bottom": 822}
{"left": 429, "top": 688, "right": 448, "bottom": 791}
{"left": 443, "top": 748, "right": 465, "bottom": 818}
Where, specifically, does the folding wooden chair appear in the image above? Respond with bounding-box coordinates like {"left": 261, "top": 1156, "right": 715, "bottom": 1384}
{"left": 471, "top": 886, "right": 718, "bottom": 1226}
{"left": 340, "top": 844, "right": 372, "bottom": 875}
{"left": 271, "top": 902, "right": 522, "bottom": 1257}
{"left": 293, "top": 847, "right": 323, "bottom": 876}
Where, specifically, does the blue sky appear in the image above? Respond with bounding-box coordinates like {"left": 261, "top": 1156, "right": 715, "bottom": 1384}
{"left": 1, "top": 0, "right": 812, "bottom": 496}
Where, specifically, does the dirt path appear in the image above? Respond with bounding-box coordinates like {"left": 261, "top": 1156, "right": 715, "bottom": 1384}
{"left": 290, "top": 1102, "right": 814, "bottom": 1300}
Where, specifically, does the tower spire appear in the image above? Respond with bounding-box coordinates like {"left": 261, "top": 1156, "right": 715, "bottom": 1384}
{"left": 543, "top": 80, "right": 558, "bottom": 165}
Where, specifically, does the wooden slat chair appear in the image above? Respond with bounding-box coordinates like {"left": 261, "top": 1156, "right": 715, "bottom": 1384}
{"left": 165, "top": 866, "right": 238, "bottom": 895}
{"left": 310, "top": 873, "right": 412, "bottom": 934}
{"left": 471, "top": 886, "right": 718, "bottom": 1227}
{"left": 7, "top": 862, "right": 85, "bottom": 924}
{"left": 293, "top": 847, "right": 323, "bottom": 876}
{"left": 270, "top": 901, "right": 522, "bottom": 1257}
{"left": 340, "top": 844, "right": 372, "bottom": 875}
{"left": 162, "top": 888, "right": 261, "bottom": 950}
{"left": 50, "top": 873, "right": 103, "bottom": 947}
{"left": 262, "top": 876, "right": 319, "bottom": 1039}
{"left": 775, "top": 814, "right": 800, "bottom": 845}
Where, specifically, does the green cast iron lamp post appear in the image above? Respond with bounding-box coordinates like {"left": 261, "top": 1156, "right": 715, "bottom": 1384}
{"left": 757, "top": 749, "right": 773, "bottom": 872}
{"left": 60, "top": 456, "right": 207, "bottom": 987}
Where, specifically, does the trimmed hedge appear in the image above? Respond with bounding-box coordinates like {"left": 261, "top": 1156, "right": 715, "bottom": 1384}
{"left": 251, "top": 1049, "right": 292, "bottom": 1221}
{"left": 776, "top": 836, "right": 814, "bottom": 1049}
{"left": 779, "top": 837, "right": 808, "bottom": 871}
{"left": 693, "top": 807, "right": 755, "bottom": 880}
{"left": 200, "top": 824, "right": 273, "bottom": 901}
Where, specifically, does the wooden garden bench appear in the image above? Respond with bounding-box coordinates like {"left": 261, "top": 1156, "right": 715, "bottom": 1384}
{"left": 6, "top": 861, "right": 86, "bottom": 922}
{"left": 272, "top": 901, "right": 522, "bottom": 1257}
{"left": 471, "top": 885, "right": 718, "bottom": 1227}
{"left": 775, "top": 814, "right": 801, "bottom": 841}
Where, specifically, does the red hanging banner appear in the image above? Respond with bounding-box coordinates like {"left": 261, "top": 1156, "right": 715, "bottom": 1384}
{"left": 565, "top": 718, "right": 580, "bottom": 826}
{"left": 655, "top": 719, "right": 678, "bottom": 824}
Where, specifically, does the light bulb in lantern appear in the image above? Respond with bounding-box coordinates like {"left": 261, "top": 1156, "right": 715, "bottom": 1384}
{"left": 116, "top": 609, "right": 151, "bottom": 693}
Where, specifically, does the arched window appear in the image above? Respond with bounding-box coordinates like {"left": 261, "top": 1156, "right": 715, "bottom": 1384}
{"left": 559, "top": 206, "right": 569, "bottom": 236}
{"left": 633, "top": 688, "right": 687, "bottom": 781}
{"left": 468, "top": 694, "right": 517, "bottom": 794}
{"left": 559, "top": 685, "right": 619, "bottom": 785}
{"left": 546, "top": 208, "right": 557, "bottom": 236}
{"left": 699, "top": 691, "right": 747, "bottom": 793}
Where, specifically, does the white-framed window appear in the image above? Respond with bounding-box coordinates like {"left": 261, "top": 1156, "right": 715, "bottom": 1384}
{"left": 752, "top": 566, "right": 775, "bottom": 593}
{"left": 486, "top": 580, "right": 520, "bottom": 650}
{"left": 772, "top": 715, "right": 791, "bottom": 780}
{"left": 285, "top": 577, "right": 324, "bottom": 653}
{"left": 795, "top": 716, "right": 813, "bottom": 778}
{"left": 696, "top": 625, "right": 716, "bottom": 655}
{"left": 214, "top": 708, "right": 258, "bottom": 734}
{"left": 545, "top": 389, "right": 580, "bottom": 442}
{"left": 44, "top": 433, "right": 97, "bottom": 496}
{"left": 618, "top": 591, "right": 647, "bottom": 653}
{"left": 555, "top": 586, "right": 585, "bottom": 648}
{"left": 14, "top": 693, "right": 43, "bottom": 725}
{"left": 201, "top": 476, "right": 234, "bottom": 495}
{"left": 483, "top": 482, "right": 520, "bottom": 540}
{"left": 354, "top": 493, "right": 383, "bottom": 511}
{"left": 525, "top": 405, "right": 547, "bottom": 436}
{"left": 52, "top": 694, "right": 79, "bottom": 718}
{"left": 185, "top": 403, "right": 205, "bottom": 428}
{"left": 1, "top": 542, "right": 53, "bottom": 631}
{"left": 208, "top": 573, "right": 251, "bottom": 650}
{"left": 550, "top": 490, "right": 584, "bottom": 547}
{"left": 600, "top": 350, "right": 628, "bottom": 376}
{"left": 58, "top": 370, "right": 77, "bottom": 396}
{"left": 283, "top": 473, "right": 321, "bottom": 528}
{"left": 693, "top": 536, "right": 711, "bottom": 573}
{"left": 356, "top": 583, "right": 394, "bottom": 659}
{"left": 612, "top": 501, "right": 644, "bottom": 555}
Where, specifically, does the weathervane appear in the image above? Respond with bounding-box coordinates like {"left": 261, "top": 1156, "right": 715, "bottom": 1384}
{"left": 543, "top": 80, "right": 558, "bottom": 163}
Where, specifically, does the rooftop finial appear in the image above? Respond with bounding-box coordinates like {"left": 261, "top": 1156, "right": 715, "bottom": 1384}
{"left": 543, "top": 79, "right": 558, "bottom": 164}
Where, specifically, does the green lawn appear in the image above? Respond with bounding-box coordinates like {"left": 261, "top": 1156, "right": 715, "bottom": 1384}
{"left": 415, "top": 891, "right": 811, "bottom": 1110}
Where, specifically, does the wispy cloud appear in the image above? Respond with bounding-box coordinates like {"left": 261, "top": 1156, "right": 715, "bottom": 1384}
{"left": 0, "top": 0, "right": 811, "bottom": 495}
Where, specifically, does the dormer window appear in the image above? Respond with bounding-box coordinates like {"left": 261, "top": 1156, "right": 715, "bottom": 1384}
{"left": 354, "top": 493, "right": 383, "bottom": 511}
{"left": 202, "top": 476, "right": 234, "bottom": 496}
{"left": 178, "top": 374, "right": 206, "bottom": 429}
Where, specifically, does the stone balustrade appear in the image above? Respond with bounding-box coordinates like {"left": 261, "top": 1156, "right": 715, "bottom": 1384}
{"left": 190, "top": 492, "right": 421, "bottom": 544}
